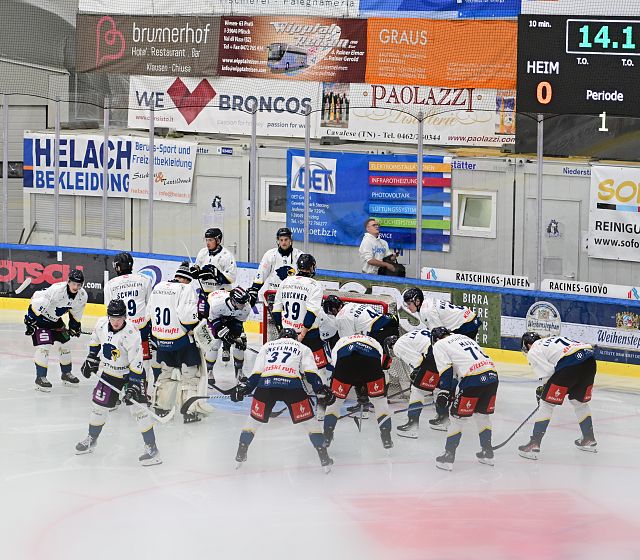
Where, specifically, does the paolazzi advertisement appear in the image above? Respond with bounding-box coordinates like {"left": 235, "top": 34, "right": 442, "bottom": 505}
{"left": 359, "top": 0, "right": 521, "bottom": 18}
{"left": 365, "top": 18, "right": 517, "bottom": 89}
{"left": 521, "top": 0, "right": 640, "bottom": 15}
{"left": 76, "top": 14, "right": 220, "bottom": 76}
{"left": 128, "top": 76, "right": 317, "bottom": 137}
{"left": 23, "top": 134, "right": 197, "bottom": 204}
{"left": 217, "top": 16, "right": 367, "bottom": 83}
{"left": 316, "top": 83, "right": 516, "bottom": 146}
{"left": 588, "top": 166, "right": 640, "bottom": 262}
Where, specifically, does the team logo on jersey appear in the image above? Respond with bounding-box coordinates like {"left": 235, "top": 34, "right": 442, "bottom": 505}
{"left": 138, "top": 265, "right": 162, "bottom": 288}
{"left": 525, "top": 301, "right": 561, "bottom": 337}
{"left": 102, "top": 343, "right": 120, "bottom": 361}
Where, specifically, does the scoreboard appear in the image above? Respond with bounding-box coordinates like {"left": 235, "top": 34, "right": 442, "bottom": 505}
{"left": 517, "top": 15, "right": 640, "bottom": 117}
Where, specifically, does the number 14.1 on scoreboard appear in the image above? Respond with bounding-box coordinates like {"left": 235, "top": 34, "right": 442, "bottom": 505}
{"left": 567, "top": 20, "right": 640, "bottom": 56}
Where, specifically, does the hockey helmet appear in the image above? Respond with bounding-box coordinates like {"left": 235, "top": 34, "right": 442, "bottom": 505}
{"left": 323, "top": 295, "right": 343, "bottom": 316}
{"left": 296, "top": 253, "right": 316, "bottom": 277}
{"left": 382, "top": 335, "right": 398, "bottom": 358}
{"left": 229, "top": 287, "right": 250, "bottom": 308}
{"left": 205, "top": 227, "right": 223, "bottom": 241}
{"left": 113, "top": 252, "right": 134, "bottom": 274}
{"left": 369, "top": 314, "right": 400, "bottom": 345}
{"left": 107, "top": 298, "right": 127, "bottom": 318}
{"left": 276, "top": 227, "right": 292, "bottom": 239}
{"left": 403, "top": 287, "right": 424, "bottom": 307}
{"left": 521, "top": 331, "right": 541, "bottom": 354}
{"left": 174, "top": 261, "right": 193, "bottom": 282}
{"left": 430, "top": 326, "right": 451, "bottom": 344}
{"left": 279, "top": 328, "right": 298, "bottom": 340}
{"left": 68, "top": 269, "right": 85, "bottom": 284}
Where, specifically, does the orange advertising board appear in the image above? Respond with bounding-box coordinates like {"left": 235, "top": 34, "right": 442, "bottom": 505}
{"left": 365, "top": 18, "right": 517, "bottom": 90}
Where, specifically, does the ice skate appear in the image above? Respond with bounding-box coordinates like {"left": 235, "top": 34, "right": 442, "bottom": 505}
{"left": 75, "top": 435, "right": 97, "bottom": 455}
{"left": 154, "top": 407, "right": 171, "bottom": 418}
{"left": 518, "top": 437, "right": 541, "bottom": 460}
{"left": 207, "top": 365, "right": 215, "bottom": 389}
{"left": 183, "top": 412, "right": 203, "bottom": 424}
{"left": 139, "top": 443, "right": 162, "bottom": 466}
{"left": 575, "top": 436, "right": 598, "bottom": 453}
{"left": 35, "top": 377, "right": 52, "bottom": 392}
{"left": 476, "top": 447, "right": 495, "bottom": 466}
{"left": 396, "top": 418, "right": 419, "bottom": 439}
{"left": 316, "top": 446, "right": 333, "bottom": 473}
{"left": 235, "top": 442, "right": 249, "bottom": 469}
{"left": 429, "top": 412, "right": 450, "bottom": 431}
{"left": 61, "top": 372, "right": 79, "bottom": 386}
{"left": 380, "top": 427, "right": 394, "bottom": 449}
{"left": 435, "top": 450, "right": 455, "bottom": 471}
{"left": 347, "top": 400, "right": 372, "bottom": 420}
{"left": 323, "top": 427, "right": 334, "bottom": 448}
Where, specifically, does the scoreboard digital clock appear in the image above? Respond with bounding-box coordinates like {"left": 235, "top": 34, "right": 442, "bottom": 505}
{"left": 518, "top": 15, "right": 640, "bottom": 117}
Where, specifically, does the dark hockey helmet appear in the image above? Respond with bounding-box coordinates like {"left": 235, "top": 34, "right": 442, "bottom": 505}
{"left": 204, "top": 227, "right": 223, "bottom": 241}
{"left": 296, "top": 253, "right": 316, "bottom": 277}
{"left": 107, "top": 299, "right": 127, "bottom": 318}
{"left": 276, "top": 227, "right": 292, "bottom": 239}
{"left": 430, "top": 326, "right": 451, "bottom": 344}
{"left": 279, "top": 328, "right": 298, "bottom": 340}
{"left": 68, "top": 269, "right": 84, "bottom": 284}
{"left": 521, "top": 331, "right": 541, "bottom": 354}
{"left": 229, "top": 286, "right": 250, "bottom": 308}
{"left": 113, "top": 251, "right": 134, "bottom": 275}
{"left": 174, "top": 261, "right": 193, "bottom": 282}
{"left": 323, "top": 295, "right": 343, "bottom": 316}
{"left": 369, "top": 314, "right": 400, "bottom": 345}
{"left": 382, "top": 335, "right": 398, "bottom": 358}
{"left": 403, "top": 287, "right": 424, "bottom": 307}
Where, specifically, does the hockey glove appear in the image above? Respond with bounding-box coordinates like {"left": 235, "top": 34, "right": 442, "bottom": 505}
{"left": 409, "top": 367, "right": 421, "bottom": 383}
{"left": 124, "top": 381, "right": 146, "bottom": 405}
{"left": 81, "top": 355, "right": 100, "bottom": 379}
{"left": 234, "top": 333, "right": 247, "bottom": 351}
{"left": 435, "top": 389, "right": 452, "bottom": 411}
{"left": 316, "top": 384, "right": 336, "bottom": 407}
{"left": 536, "top": 385, "right": 544, "bottom": 402}
{"left": 24, "top": 314, "right": 37, "bottom": 336}
{"left": 230, "top": 382, "right": 250, "bottom": 403}
{"left": 197, "top": 292, "right": 210, "bottom": 320}
{"left": 68, "top": 317, "right": 82, "bottom": 338}
{"left": 247, "top": 286, "right": 259, "bottom": 307}
{"left": 189, "top": 265, "right": 200, "bottom": 279}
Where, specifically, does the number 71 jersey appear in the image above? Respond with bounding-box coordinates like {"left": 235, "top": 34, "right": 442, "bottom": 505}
{"left": 433, "top": 333, "right": 496, "bottom": 381}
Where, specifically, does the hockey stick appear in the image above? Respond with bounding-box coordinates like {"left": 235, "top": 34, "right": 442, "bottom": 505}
{"left": 0, "top": 277, "right": 32, "bottom": 296}
{"left": 491, "top": 404, "right": 540, "bottom": 451}
{"left": 90, "top": 372, "right": 175, "bottom": 424}
{"left": 393, "top": 401, "right": 435, "bottom": 415}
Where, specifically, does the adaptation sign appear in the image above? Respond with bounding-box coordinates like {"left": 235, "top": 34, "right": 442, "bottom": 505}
{"left": 316, "top": 83, "right": 515, "bottom": 146}
{"left": 76, "top": 14, "right": 220, "bottom": 76}
{"left": 359, "top": 0, "right": 520, "bottom": 18}
{"left": 23, "top": 133, "right": 197, "bottom": 204}
{"left": 128, "top": 76, "right": 317, "bottom": 137}
{"left": 588, "top": 166, "right": 640, "bottom": 262}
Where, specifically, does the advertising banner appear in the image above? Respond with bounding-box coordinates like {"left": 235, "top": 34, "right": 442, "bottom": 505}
{"left": 217, "top": 16, "right": 367, "bottom": 83}
{"left": 76, "top": 14, "right": 220, "bottom": 76}
{"left": 541, "top": 279, "right": 640, "bottom": 301}
{"left": 79, "top": 0, "right": 360, "bottom": 16}
{"left": 286, "top": 149, "right": 450, "bottom": 250}
{"left": 359, "top": 0, "right": 520, "bottom": 18}
{"left": 128, "top": 76, "right": 317, "bottom": 137}
{"left": 365, "top": 18, "right": 517, "bottom": 90}
{"left": 316, "top": 83, "right": 515, "bottom": 146}
{"left": 588, "top": 166, "right": 640, "bottom": 262}
{"left": 521, "top": 0, "right": 640, "bottom": 16}
{"left": 24, "top": 134, "right": 197, "bottom": 204}
{"left": 423, "top": 267, "right": 533, "bottom": 290}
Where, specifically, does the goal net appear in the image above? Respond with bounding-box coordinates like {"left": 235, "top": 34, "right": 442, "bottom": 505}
{"left": 262, "top": 289, "right": 411, "bottom": 402}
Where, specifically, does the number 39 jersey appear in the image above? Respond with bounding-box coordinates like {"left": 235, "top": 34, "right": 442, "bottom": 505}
{"left": 336, "top": 302, "right": 381, "bottom": 338}
{"left": 272, "top": 275, "right": 323, "bottom": 333}
{"left": 104, "top": 273, "right": 153, "bottom": 331}
{"left": 251, "top": 338, "right": 319, "bottom": 390}
{"left": 147, "top": 281, "right": 198, "bottom": 350}
{"left": 433, "top": 333, "right": 497, "bottom": 384}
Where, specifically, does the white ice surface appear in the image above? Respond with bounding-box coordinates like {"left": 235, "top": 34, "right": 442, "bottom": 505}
{"left": 1, "top": 312, "right": 639, "bottom": 560}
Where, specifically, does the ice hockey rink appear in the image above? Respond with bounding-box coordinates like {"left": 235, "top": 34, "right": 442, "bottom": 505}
{"left": 2, "top": 310, "right": 639, "bottom": 560}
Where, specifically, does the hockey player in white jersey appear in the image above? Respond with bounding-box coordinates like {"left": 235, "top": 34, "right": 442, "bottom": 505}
{"left": 389, "top": 329, "right": 450, "bottom": 439}
{"left": 518, "top": 332, "right": 597, "bottom": 459}
{"left": 231, "top": 329, "right": 335, "bottom": 472}
{"left": 323, "top": 333, "right": 394, "bottom": 450}
{"left": 75, "top": 299, "right": 161, "bottom": 466}
{"left": 24, "top": 269, "right": 87, "bottom": 391}
{"left": 148, "top": 262, "right": 210, "bottom": 424}
{"left": 403, "top": 288, "right": 482, "bottom": 341}
{"left": 431, "top": 327, "right": 499, "bottom": 471}
{"left": 247, "top": 227, "right": 302, "bottom": 306}
{"left": 104, "top": 252, "right": 159, "bottom": 385}
{"left": 205, "top": 287, "right": 251, "bottom": 383}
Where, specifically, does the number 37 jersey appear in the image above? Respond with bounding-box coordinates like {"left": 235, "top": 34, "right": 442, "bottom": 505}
{"left": 433, "top": 333, "right": 497, "bottom": 383}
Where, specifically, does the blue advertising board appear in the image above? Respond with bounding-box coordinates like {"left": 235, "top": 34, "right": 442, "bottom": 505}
{"left": 359, "top": 0, "right": 521, "bottom": 18}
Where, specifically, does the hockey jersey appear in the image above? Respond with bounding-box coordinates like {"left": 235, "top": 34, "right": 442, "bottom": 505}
{"left": 393, "top": 329, "right": 432, "bottom": 370}
{"left": 252, "top": 246, "right": 302, "bottom": 293}
{"left": 249, "top": 338, "right": 320, "bottom": 391}
{"left": 207, "top": 291, "right": 250, "bottom": 324}
{"left": 29, "top": 282, "right": 88, "bottom": 325}
{"left": 332, "top": 333, "right": 384, "bottom": 363}
{"left": 147, "top": 281, "right": 198, "bottom": 351}
{"left": 336, "top": 302, "right": 381, "bottom": 338}
{"left": 420, "top": 299, "right": 476, "bottom": 331}
{"left": 433, "top": 333, "right": 497, "bottom": 389}
{"left": 195, "top": 245, "right": 237, "bottom": 292}
{"left": 272, "top": 275, "right": 323, "bottom": 333}
{"left": 103, "top": 273, "right": 153, "bottom": 331}
{"left": 526, "top": 336, "right": 594, "bottom": 382}
{"left": 88, "top": 317, "right": 143, "bottom": 381}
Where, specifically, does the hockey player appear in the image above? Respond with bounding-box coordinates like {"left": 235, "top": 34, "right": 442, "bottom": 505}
{"left": 323, "top": 333, "right": 394, "bottom": 450}
{"left": 75, "top": 299, "right": 161, "bottom": 466}
{"left": 103, "top": 252, "right": 158, "bottom": 386}
{"left": 231, "top": 328, "right": 335, "bottom": 472}
{"left": 403, "top": 288, "right": 482, "bottom": 341}
{"left": 205, "top": 286, "right": 251, "bottom": 383}
{"left": 390, "top": 328, "right": 451, "bottom": 439}
{"left": 518, "top": 332, "right": 597, "bottom": 459}
{"left": 24, "top": 269, "right": 87, "bottom": 391}
{"left": 430, "top": 327, "right": 499, "bottom": 471}
{"left": 247, "top": 227, "right": 302, "bottom": 306}
{"left": 148, "top": 262, "right": 210, "bottom": 423}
